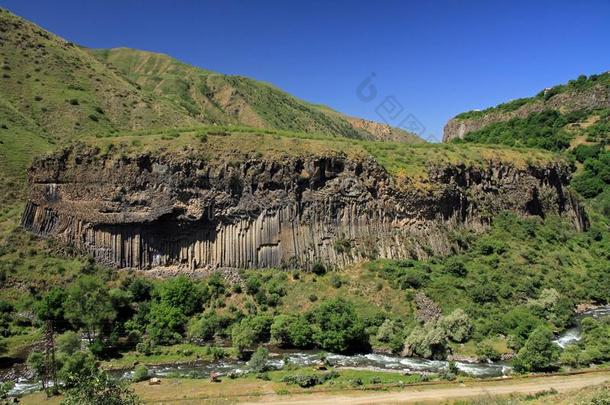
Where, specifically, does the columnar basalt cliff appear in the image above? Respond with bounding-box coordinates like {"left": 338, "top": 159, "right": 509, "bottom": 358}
{"left": 443, "top": 82, "right": 610, "bottom": 142}
{"left": 21, "top": 146, "right": 586, "bottom": 271}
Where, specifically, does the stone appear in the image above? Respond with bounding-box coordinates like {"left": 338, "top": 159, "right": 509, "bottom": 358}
{"left": 21, "top": 146, "right": 587, "bottom": 273}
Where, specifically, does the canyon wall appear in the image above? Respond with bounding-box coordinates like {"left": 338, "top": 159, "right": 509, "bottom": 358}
{"left": 443, "top": 84, "right": 610, "bottom": 142}
{"left": 21, "top": 147, "right": 587, "bottom": 271}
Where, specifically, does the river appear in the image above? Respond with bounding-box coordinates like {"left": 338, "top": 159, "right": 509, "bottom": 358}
{"left": 6, "top": 305, "right": 610, "bottom": 397}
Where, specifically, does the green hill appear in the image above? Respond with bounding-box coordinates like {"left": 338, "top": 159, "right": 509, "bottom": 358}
{"left": 89, "top": 47, "right": 422, "bottom": 143}
{"left": 0, "top": 7, "right": 423, "bottom": 205}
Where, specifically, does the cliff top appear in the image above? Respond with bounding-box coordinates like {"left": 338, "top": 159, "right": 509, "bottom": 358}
{"left": 53, "top": 125, "right": 563, "bottom": 181}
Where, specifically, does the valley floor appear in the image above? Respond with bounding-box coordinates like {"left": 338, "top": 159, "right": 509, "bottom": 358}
{"left": 19, "top": 369, "right": 610, "bottom": 404}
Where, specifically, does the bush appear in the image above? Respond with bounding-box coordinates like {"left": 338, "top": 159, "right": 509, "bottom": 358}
{"left": 188, "top": 313, "right": 221, "bottom": 341}
{"left": 512, "top": 326, "right": 560, "bottom": 373}
{"left": 310, "top": 298, "right": 368, "bottom": 353}
{"left": 443, "top": 258, "right": 467, "bottom": 277}
{"left": 403, "top": 321, "right": 448, "bottom": 360}
{"left": 330, "top": 274, "right": 343, "bottom": 288}
{"left": 270, "top": 315, "right": 313, "bottom": 348}
{"left": 146, "top": 302, "right": 187, "bottom": 345}
{"left": 132, "top": 365, "right": 149, "bottom": 382}
{"left": 572, "top": 144, "right": 601, "bottom": 163}
{"left": 231, "top": 315, "right": 272, "bottom": 356}
{"left": 248, "top": 347, "right": 269, "bottom": 372}
{"left": 63, "top": 368, "right": 141, "bottom": 405}
{"left": 59, "top": 351, "right": 97, "bottom": 386}
{"left": 281, "top": 371, "right": 339, "bottom": 388}
{"left": 57, "top": 331, "right": 81, "bottom": 356}
{"left": 441, "top": 309, "right": 472, "bottom": 343}
{"left": 311, "top": 262, "right": 327, "bottom": 276}
{"left": 476, "top": 340, "right": 501, "bottom": 362}
{"left": 572, "top": 172, "right": 604, "bottom": 198}
{"left": 155, "top": 276, "right": 203, "bottom": 316}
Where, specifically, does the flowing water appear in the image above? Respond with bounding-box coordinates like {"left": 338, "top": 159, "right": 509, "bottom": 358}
{"left": 553, "top": 305, "right": 610, "bottom": 348}
{"left": 6, "top": 305, "right": 610, "bottom": 397}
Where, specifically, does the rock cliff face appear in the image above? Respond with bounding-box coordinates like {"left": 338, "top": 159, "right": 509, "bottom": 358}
{"left": 443, "top": 84, "right": 610, "bottom": 142}
{"left": 21, "top": 147, "right": 586, "bottom": 271}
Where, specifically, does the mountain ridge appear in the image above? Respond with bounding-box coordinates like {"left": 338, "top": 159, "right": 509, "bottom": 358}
{"left": 444, "top": 72, "right": 610, "bottom": 142}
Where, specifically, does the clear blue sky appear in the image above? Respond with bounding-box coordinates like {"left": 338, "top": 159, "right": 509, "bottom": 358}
{"left": 2, "top": 0, "right": 610, "bottom": 141}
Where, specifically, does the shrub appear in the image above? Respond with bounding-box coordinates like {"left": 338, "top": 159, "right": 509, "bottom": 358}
{"left": 155, "top": 276, "right": 203, "bottom": 316}
{"left": 476, "top": 340, "right": 502, "bottom": 362}
{"left": 403, "top": 321, "right": 448, "bottom": 359}
{"left": 572, "top": 144, "right": 601, "bottom": 163}
{"left": 311, "top": 262, "right": 327, "bottom": 276}
{"left": 310, "top": 298, "right": 368, "bottom": 353}
{"left": 248, "top": 347, "right": 269, "bottom": 372}
{"left": 441, "top": 309, "right": 472, "bottom": 343}
{"left": 270, "top": 315, "right": 313, "bottom": 348}
{"left": 195, "top": 132, "right": 208, "bottom": 143}
{"left": 333, "top": 237, "right": 351, "bottom": 254}
{"left": 572, "top": 172, "right": 604, "bottom": 198}
{"left": 281, "top": 371, "right": 339, "bottom": 388}
{"left": 57, "top": 331, "right": 81, "bottom": 356}
{"left": 188, "top": 313, "right": 221, "bottom": 341}
{"left": 62, "top": 368, "right": 140, "bottom": 405}
{"left": 146, "top": 302, "right": 187, "bottom": 345}
{"left": 512, "top": 326, "right": 560, "bottom": 373}
{"left": 443, "top": 258, "right": 467, "bottom": 277}
{"left": 132, "top": 365, "right": 149, "bottom": 382}
{"left": 231, "top": 315, "right": 272, "bottom": 356}
{"left": 330, "top": 274, "right": 343, "bottom": 288}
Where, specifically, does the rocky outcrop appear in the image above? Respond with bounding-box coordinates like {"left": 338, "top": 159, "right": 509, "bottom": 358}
{"left": 443, "top": 83, "right": 610, "bottom": 142}
{"left": 21, "top": 146, "right": 586, "bottom": 271}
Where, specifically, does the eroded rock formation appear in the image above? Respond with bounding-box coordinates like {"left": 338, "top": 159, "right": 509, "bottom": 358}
{"left": 21, "top": 146, "right": 587, "bottom": 271}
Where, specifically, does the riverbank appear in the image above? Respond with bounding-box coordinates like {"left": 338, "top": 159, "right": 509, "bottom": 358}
{"left": 18, "top": 368, "right": 610, "bottom": 404}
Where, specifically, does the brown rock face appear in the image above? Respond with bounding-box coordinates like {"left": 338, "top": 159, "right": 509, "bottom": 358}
{"left": 443, "top": 84, "right": 610, "bottom": 142}
{"left": 21, "top": 147, "right": 586, "bottom": 271}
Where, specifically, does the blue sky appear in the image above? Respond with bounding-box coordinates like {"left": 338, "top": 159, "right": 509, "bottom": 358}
{"left": 2, "top": 0, "right": 610, "bottom": 141}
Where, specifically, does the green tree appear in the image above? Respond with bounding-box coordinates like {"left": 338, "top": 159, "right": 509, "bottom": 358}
{"left": 146, "top": 302, "right": 187, "bottom": 345}
{"left": 34, "top": 288, "right": 68, "bottom": 327}
{"left": 512, "top": 326, "right": 560, "bottom": 373}
{"left": 62, "top": 367, "right": 141, "bottom": 405}
{"left": 441, "top": 309, "right": 472, "bottom": 343}
{"left": 58, "top": 351, "right": 97, "bottom": 387}
{"left": 310, "top": 298, "right": 367, "bottom": 353}
{"left": 57, "top": 331, "right": 81, "bottom": 356}
{"left": 156, "top": 276, "right": 204, "bottom": 316}
{"left": 231, "top": 315, "right": 272, "bottom": 357}
{"left": 270, "top": 315, "right": 312, "bottom": 348}
{"left": 64, "top": 276, "right": 116, "bottom": 343}
{"left": 403, "top": 321, "right": 448, "bottom": 359}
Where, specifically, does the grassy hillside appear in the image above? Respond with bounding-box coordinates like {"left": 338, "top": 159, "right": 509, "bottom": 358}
{"left": 455, "top": 72, "right": 610, "bottom": 120}
{"left": 0, "top": 8, "right": 197, "bottom": 140}
{"left": 89, "top": 47, "right": 422, "bottom": 143}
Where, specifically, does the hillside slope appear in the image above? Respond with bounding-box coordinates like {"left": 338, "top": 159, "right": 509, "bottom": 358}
{"left": 444, "top": 72, "right": 610, "bottom": 142}
{"left": 89, "top": 47, "right": 422, "bottom": 143}
{"left": 0, "top": 7, "right": 420, "bottom": 203}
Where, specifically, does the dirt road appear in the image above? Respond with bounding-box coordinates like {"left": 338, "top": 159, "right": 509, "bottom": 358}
{"left": 246, "top": 371, "right": 610, "bottom": 404}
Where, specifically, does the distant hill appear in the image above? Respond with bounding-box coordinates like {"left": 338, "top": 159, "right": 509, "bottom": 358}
{"left": 88, "top": 47, "right": 422, "bottom": 143}
{"left": 444, "top": 72, "right": 610, "bottom": 143}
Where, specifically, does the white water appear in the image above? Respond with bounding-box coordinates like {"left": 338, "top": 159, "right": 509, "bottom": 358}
{"left": 553, "top": 305, "right": 610, "bottom": 348}
{"left": 5, "top": 305, "right": 609, "bottom": 397}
